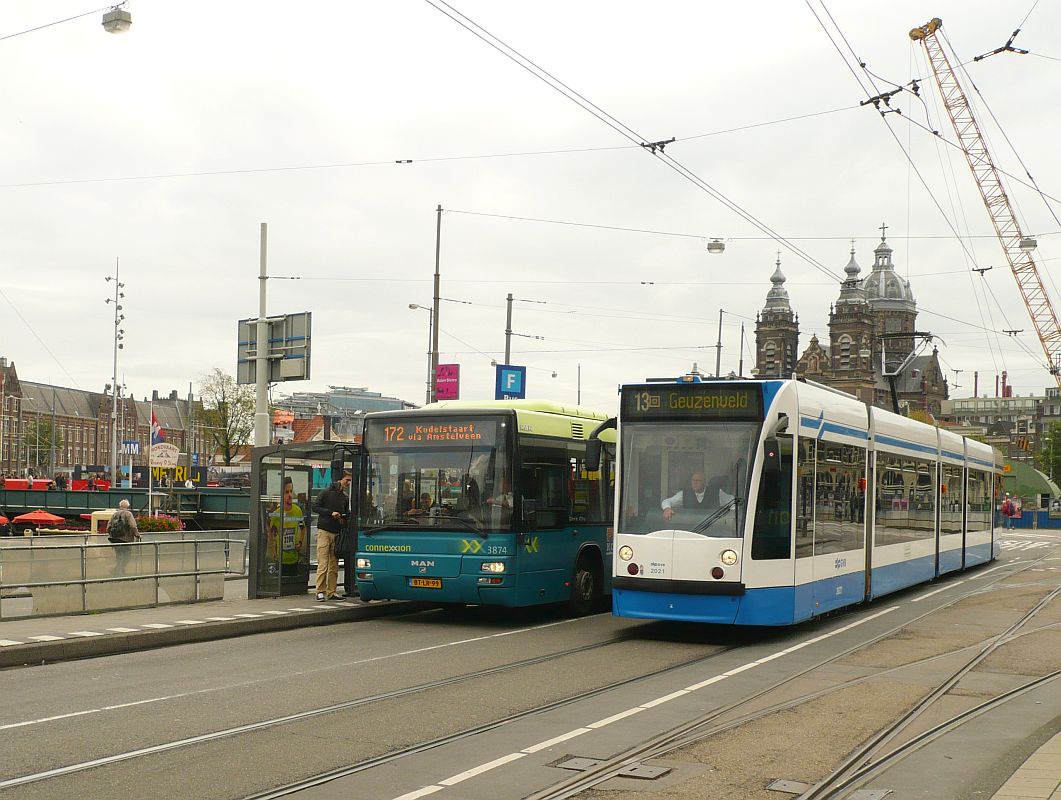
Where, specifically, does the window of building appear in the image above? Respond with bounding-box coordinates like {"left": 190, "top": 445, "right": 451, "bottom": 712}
{"left": 838, "top": 336, "right": 852, "bottom": 369}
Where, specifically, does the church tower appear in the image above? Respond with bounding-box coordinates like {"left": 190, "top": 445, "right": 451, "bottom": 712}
{"left": 827, "top": 243, "right": 877, "bottom": 403}
{"left": 862, "top": 225, "right": 916, "bottom": 371}
{"left": 755, "top": 256, "right": 799, "bottom": 379}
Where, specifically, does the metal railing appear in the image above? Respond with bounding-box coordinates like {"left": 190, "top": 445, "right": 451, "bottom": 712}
{"left": 0, "top": 531, "right": 248, "bottom": 620}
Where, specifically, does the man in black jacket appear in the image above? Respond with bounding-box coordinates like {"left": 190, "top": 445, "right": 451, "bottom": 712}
{"left": 312, "top": 472, "right": 351, "bottom": 600}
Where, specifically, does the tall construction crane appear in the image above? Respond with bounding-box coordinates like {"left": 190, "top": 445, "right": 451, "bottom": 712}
{"left": 910, "top": 18, "right": 1061, "bottom": 389}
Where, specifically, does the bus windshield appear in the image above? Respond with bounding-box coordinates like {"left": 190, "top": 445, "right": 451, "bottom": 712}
{"left": 619, "top": 421, "right": 759, "bottom": 536}
{"left": 361, "top": 416, "right": 512, "bottom": 534}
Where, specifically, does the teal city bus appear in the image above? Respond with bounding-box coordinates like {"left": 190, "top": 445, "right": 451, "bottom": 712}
{"left": 354, "top": 400, "right": 615, "bottom": 614}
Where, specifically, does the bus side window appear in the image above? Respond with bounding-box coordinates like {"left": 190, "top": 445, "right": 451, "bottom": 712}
{"left": 521, "top": 463, "right": 569, "bottom": 530}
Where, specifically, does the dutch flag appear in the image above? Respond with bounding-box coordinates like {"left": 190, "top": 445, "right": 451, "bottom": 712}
{"left": 151, "top": 412, "right": 166, "bottom": 445}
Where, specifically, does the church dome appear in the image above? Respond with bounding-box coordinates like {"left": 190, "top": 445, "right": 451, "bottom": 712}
{"left": 763, "top": 257, "right": 793, "bottom": 312}
{"left": 862, "top": 231, "right": 915, "bottom": 312}
{"left": 835, "top": 245, "right": 867, "bottom": 305}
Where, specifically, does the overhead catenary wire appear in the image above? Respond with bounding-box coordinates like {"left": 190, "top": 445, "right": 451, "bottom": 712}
{"left": 423, "top": 0, "right": 844, "bottom": 284}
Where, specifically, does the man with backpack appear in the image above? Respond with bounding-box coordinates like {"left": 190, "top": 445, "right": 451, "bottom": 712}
{"left": 108, "top": 499, "right": 141, "bottom": 572}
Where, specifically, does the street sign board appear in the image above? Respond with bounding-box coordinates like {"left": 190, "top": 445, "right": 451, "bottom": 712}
{"left": 121, "top": 440, "right": 141, "bottom": 456}
{"left": 494, "top": 364, "right": 527, "bottom": 400}
{"left": 436, "top": 363, "right": 460, "bottom": 400}
{"left": 150, "top": 442, "right": 180, "bottom": 468}
{"left": 237, "top": 311, "right": 312, "bottom": 384}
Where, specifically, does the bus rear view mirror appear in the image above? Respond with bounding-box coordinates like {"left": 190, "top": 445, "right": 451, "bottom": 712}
{"left": 763, "top": 437, "right": 781, "bottom": 477}
{"left": 585, "top": 440, "right": 602, "bottom": 472}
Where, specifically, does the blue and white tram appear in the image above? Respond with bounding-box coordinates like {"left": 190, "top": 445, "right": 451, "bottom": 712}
{"left": 608, "top": 377, "right": 1001, "bottom": 625}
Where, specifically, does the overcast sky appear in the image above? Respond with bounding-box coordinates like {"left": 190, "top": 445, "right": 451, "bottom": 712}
{"left": 2, "top": 1, "right": 1059, "bottom": 412}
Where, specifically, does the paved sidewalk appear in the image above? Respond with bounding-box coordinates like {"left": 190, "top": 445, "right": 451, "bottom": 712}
{"left": 0, "top": 589, "right": 418, "bottom": 668}
{"left": 991, "top": 732, "right": 1061, "bottom": 800}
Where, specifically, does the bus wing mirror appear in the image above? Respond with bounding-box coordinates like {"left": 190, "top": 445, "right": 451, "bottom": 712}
{"left": 763, "top": 438, "right": 781, "bottom": 477}
{"left": 769, "top": 413, "right": 789, "bottom": 437}
{"left": 585, "top": 440, "right": 602, "bottom": 472}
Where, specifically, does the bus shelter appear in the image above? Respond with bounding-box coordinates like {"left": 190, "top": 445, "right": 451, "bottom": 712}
{"left": 249, "top": 441, "right": 361, "bottom": 598}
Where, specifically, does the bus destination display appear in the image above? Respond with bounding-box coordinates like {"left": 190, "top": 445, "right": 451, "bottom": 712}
{"left": 622, "top": 385, "right": 762, "bottom": 421}
{"left": 367, "top": 419, "right": 498, "bottom": 448}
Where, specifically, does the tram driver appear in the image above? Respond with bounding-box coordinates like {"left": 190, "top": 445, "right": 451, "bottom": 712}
{"left": 661, "top": 470, "right": 734, "bottom": 521}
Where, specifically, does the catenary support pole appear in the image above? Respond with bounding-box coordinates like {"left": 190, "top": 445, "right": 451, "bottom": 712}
{"left": 715, "top": 308, "right": 724, "bottom": 377}
{"left": 505, "top": 293, "right": 513, "bottom": 364}
{"left": 254, "top": 223, "right": 270, "bottom": 447}
{"left": 431, "top": 205, "right": 442, "bottom": 403}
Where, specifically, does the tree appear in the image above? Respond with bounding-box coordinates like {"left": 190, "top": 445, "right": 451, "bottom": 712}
{"left": 197, "top": 368, "right": 254, "bottom": 465}
{"left": 1036, "top": 420, "right": 1061, "bottom": 483}
{"left": 22, "top": 418, "right": 64, "bottom": 472}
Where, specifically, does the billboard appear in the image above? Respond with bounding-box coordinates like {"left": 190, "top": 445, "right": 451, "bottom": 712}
{"left": 435, "top": 363, "right": 460, "bottom": 400}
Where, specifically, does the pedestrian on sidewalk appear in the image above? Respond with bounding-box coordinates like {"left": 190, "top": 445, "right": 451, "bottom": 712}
{"left": 313, "top": 472, "right": 351, "bottom": 601}
{"left": 1001, "top": 494, "right": 1014, "bottom": 529}
{"left": 108, "top": 499, "right": 141, "bottom": 573}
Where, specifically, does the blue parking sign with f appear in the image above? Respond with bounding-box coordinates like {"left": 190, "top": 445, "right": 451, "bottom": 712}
{"left": 494, "top": 364, "right": 527, "bottom": 400}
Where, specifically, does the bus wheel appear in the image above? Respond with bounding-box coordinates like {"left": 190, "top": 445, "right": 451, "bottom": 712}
{"left": 567, "top": 556, "right": 601, "bottom": 616}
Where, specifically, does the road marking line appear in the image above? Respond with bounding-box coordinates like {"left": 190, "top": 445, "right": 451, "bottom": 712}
{"left": 0, "top": 639, "right": 23, "bottom": 647}
{"left": 438, "top": 752, "right": 526, "bottom": 786}
{"left": 723, "top": 663, "right": 757, "bottom": 676}
{"left": 233, "top": 613, "right": 262, "bottom": 618}
{"left": 685, "top": 674, "right": 727, "bottom": 691}
{"left": 204, "top": 617, "right": 234, "bottom": 622}
{"left": 68, "top": 631, "right": 103, "bottom": 637}
{"left": 521, "top": 728, "right": 591, "bottom": 754}
{"left": 106, "top": 627, "right": 139, "bottom": 633}
{"left": 588, "top": 707, "right": 645, "bottom": 728}
{"left": 262, "top": 611, "right": 288, "bottom": 616}
{"left": 28, "top": 635, "right": 64, "bottom": 642}
{"left": 174, "top": 620, "right": 206, "bottom": 625}
{"left": 640, "top": 689, "right": 689, "bottom": 708}
{"left": 140, "top": 623, "right": 173, "bottom": 629}
{"left": 392, "top": 787, "right": 443, "bottom": 800}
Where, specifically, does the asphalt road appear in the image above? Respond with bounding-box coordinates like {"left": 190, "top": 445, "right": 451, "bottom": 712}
{"left": 1, "top": 534, "right": 1057, "bottom": 800}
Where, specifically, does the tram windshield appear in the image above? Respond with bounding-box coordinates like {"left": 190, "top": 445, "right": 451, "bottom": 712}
{"left": 619, "top": 422, "right": 759, "bottom": 536}
{"left": 361, "top": 416, "right": 512, "bottom": 534}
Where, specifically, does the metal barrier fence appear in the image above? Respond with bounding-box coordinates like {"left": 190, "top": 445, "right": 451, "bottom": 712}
{"left": 0, "top": 530, "right": 249, "bottom": 620}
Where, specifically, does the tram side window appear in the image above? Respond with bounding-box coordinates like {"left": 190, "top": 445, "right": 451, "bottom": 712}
{"left": 941, "top": 465, "right": 964, "bottom": 533}
{"left": 967, "top": 469, "right": 991, "bottom": 530}
{"left": 874, "top": 453, "right": 936, "bottom": 544}
{"left": 812, "top": 442, "right": 867, "bottom": 555}
{"left": 752, "top": 435, "right": 793, "bottom": 560}
{"left": 795, "top": 438, "right": 815, "bottom": 558}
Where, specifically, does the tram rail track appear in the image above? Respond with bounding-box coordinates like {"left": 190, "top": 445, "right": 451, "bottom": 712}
{"left": 523, "top": 551, "right": 1060, "bottom": 800}
{"left": 0, "top": 625, "right": 737, "bottom": 793}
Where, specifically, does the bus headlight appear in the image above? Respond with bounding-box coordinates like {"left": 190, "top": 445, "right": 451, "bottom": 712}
{"left": 481, "top": 562, "right": 506, "bottom": 573}
{"left": 618, "top": 545, "right": 634, "bottom": 561}
{"left": 720, "top": 549, "right": 738, "bottom": 566}
{"left": 356, "top": 558, "right": 372, "bottom": 569}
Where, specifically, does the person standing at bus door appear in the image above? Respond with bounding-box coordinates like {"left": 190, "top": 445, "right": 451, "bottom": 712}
{"left": 313, "top": 471, "right": 351, "bottom": 601}
{"left": 661, "top": 471, "right": 733, "bottom": 521}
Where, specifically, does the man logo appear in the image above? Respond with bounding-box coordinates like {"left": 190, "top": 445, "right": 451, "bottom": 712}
{"left": 410, "top": 560, "right": 435, "bottom": 568}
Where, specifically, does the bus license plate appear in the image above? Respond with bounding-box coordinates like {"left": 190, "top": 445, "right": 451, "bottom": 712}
{"left": 409, "top": 578, "right": 442, "bottom": 589}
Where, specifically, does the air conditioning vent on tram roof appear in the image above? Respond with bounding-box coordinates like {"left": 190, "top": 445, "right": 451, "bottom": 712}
{"left": 571, "top": 423, "right": 585, "bottom": 439}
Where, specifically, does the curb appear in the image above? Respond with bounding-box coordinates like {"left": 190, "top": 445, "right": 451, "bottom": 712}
{"left": 0, "top": 600, "right": 428, "bottom": 669}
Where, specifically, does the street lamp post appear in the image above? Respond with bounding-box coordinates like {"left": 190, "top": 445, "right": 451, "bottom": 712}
{"left": 105, "top": 262, "right": 125, "bottom": 486}
{"left": 408, "top": 304, "right": 434, "bottom": 405}
{"left": 431, "top": 204, "right": 442, "bottom": 404}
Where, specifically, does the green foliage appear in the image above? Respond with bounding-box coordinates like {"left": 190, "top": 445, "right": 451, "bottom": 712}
{"left": 135, "top": 514, "right": 183, "bottom": 532}
{"left": 197, "top": 368, "right": 255, "bottom": 466}
{"left": 1036, "top": 420, "right": 1061, "bottom": 481}
{"left": 22, "top": 418, "right": 65, "bottom": 470}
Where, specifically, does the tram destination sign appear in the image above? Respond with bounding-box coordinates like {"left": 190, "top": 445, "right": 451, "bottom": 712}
{"left": 622, "top": 385, "right": 762, "bottom": 421}
{"left": 367, "top": 419, "right": 498, "bottom": 448}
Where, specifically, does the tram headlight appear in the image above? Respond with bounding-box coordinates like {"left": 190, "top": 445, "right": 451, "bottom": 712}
{"left": 481, "top": 562, "right": 506, "bottom": 573}
{"left": 356, "top": 558, "right": 372, "bottom": 569}
{"left": 618, "top": 545, "right": 634, "bottom": 561}
{"left": 720, "top": 549, "right": 738, "bottom": 566}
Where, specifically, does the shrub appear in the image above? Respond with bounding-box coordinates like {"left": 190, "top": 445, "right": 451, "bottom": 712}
{"left": 135, "top": 514, "right": 184, "bottom": 532}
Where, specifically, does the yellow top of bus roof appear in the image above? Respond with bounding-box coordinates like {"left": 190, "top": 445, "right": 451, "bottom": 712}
{"left": 425, "top": 399, "right": 609, "bottom": 421}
